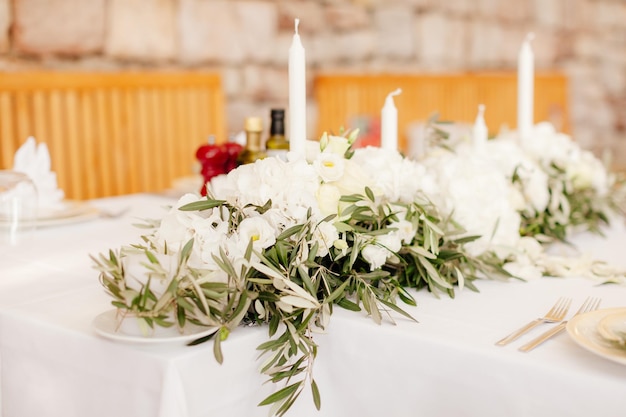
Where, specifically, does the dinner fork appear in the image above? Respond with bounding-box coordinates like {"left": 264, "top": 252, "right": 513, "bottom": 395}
{"left": 495, "top": 297, "right": 572, "bottom": 346}
{"left": 518, "top": 297, "right": 602, "bottom": 352}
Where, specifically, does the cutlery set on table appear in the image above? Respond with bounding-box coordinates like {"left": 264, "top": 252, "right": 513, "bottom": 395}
{"left": 496, "top": 296, "right": 626, "bottom": 365}
{"left": 496, "top": 297, "right": 603, "bottom": 352}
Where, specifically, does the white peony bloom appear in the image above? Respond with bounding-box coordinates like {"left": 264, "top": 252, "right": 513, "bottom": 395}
{"left": 422, "top": 145, "right": 522, "bottom": 257}
{"left": 482, "top": 139, "right": 550, "bottom": 213}
{"left": 351, "top": 146, "right": 426, "bottom": 203}
{"left": 209, "top": 157, "right": 322, "bottom": 225}
{"left": 566, "top": 150, "right": 609, "bottom": 194}
{"left": 154, "top": 193, "right": 212, "bottom": 264}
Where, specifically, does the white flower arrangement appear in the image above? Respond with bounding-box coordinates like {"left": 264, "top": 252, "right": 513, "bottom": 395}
{"left": 93, "top": 124, "right": 625, "bottom": 416}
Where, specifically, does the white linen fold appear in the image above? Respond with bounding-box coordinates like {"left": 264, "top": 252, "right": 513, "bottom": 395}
{"left": 12, "top": 136, "right": 65, "bottom": 210}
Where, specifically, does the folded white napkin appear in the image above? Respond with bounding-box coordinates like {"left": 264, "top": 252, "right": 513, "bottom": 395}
{"left": 12, "top": 137, "right": 65, "bottom": 210}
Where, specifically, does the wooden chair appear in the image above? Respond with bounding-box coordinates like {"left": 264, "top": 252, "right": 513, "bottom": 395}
{"left": 314, "top": 72, "right": 569, "bottom": 152}
{"left": 0, "top": 72, "right": 226, "bottom": 200}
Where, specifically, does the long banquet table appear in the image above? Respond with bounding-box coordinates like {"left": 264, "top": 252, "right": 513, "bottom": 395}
{"left": 2, "top": 193, "right": 626, "bottom": 417}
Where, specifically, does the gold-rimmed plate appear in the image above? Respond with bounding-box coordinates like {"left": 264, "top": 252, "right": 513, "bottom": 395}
{"left": 566, "top": 307, "right": 626, "bottom": 365}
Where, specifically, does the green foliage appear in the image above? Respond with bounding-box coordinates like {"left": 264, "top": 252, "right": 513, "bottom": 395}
{"left": 93, "top": 189, "right": 510, "bottom": 416}
{"left": 517, "top": 162, "right": 618, "bottom": 243}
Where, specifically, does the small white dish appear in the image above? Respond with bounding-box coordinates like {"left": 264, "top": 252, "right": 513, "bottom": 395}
{"left": 597, "top": 311, "right": 626, "bottom": 345}
{"left": 92, "top": 309, "right": 218, "bottom": 345}
{"left": 566, "top": 307, "right": 626, "bottom": 366}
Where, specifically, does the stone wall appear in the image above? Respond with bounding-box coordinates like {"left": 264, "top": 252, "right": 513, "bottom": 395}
{"left": 1, "top": 0, "right": 626, "bottom": 166}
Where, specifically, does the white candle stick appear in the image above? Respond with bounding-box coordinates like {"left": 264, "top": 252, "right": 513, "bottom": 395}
{"left": 473, "top": 104, "right": 488, "bottom": 149}
{"left": 517, "top": 32, "right": 535, "bottom": 141}
{"left": 380, "top": 88, "right": 402, "bottom": 152}
{"left": 289, "top": 18, "right": 306, "bottom": 159}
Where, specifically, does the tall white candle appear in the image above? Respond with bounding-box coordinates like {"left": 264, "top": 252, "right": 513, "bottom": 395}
{"left": 289, "top": 18, "right": 306, "bottom": 159}
{"left": 380, "top": 88, "right": 402, "bottom": 152}
{"left": 473, "top": 104, "right": 488, "bottom": 149}
{"left": 517, "top": 32, "right": 535, "bottom": 141}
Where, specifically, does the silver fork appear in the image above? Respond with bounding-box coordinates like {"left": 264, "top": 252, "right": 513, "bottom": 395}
{"left": 519, "top": 297, "right": 602, "bottom": 352}
{"left": 495, "top": 297, "right": 572, "bottom": 346}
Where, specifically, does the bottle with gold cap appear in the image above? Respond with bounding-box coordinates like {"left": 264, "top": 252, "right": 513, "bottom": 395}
{"left": 265, "top": 109, "right": 289, "bottom": 159}
{"left": 237, "top": 116, "right": 267, "bottom": 165}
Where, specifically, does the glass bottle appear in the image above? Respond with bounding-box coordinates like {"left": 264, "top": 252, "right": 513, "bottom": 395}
{"left": 265, "top": 109, "right": 289, "bottom": 159}
{"left": 237, "top": 117, "right": 267, "bottom": 165}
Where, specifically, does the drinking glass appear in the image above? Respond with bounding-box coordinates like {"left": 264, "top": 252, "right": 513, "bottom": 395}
{"left": 0, "top": 170, "right": 38, "bottom": 245}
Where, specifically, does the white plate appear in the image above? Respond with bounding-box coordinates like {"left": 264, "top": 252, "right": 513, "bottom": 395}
{"left": 35, "top": 200, "right": 100, "bottom": 227}
{"left": 92, "top": 309, "right": 218, "bottom": 345}
{"left": 566, "top": 307, "right": 626, "bottom": 365}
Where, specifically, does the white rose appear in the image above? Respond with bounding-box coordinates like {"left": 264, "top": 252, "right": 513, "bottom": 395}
{"left": 376, "top": 232, "right": 402, "bottom": 253}
{"left": 325, "top": 135, "right": 351, "bottom": 156}
{"left": 334, "top": 159, "right": 378, "bottom": 197}
{"left": 314, "top": 152, "right": 345, "bottom": 182}
{"left": 389, "top": 219, "right": 416, "bottom": 244}
{"left": 312, "top": 220, "right": 339, "bottom": 257}
{"left": 238, "top": 216, "right": 277, "bottom": 250}
{"left": 361, "top": 244, "right": 389, "bottom": 271}
{"left": 316, "top": 183, "right": 342, "bottom": 217}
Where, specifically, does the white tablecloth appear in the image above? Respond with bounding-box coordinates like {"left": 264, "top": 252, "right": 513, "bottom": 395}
{"left": 2, "top": 194, "right": 626, "bottom": 417}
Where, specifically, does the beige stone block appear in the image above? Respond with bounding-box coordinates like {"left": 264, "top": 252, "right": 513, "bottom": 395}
{"left": 561, "top": 0, "right": 591, "bottom": 30}
{"left": 222, "top": 67, "right": 243, "bottom": 98}
{"left": 267, "top": 33, "right": 293, "bottom": 67}
{"left": 531, "top": 29, "right": 558, "bottom": 67}
{"left": 13, "top": 0, "right": 105, "bottom": 55}
{"left": 242, "top": 64, "right": 288, "bottom": 102}
{"left": 466, "top": 20, "right": 502, "bottom": 67}
{"left": 594, "top": 0, "right": 626, "bottom": 28}
{"left": 234, "top": 2, "right": 278, "bottom": 63}
{"left": 572, "top": 33, "right": 599, "bottom": 59}
{"left": 477, "top": 0, "right": 499, "bottom": 18}
{"left": 497, "top": 1, "right": 531, "bottom": 21}
{"left": 179, "top": 0, "right": 277, "bottom": 65}
{"left": 307, "top": 33, "right": 342, "bottom": 65}
{"left": 335, "top": 30, "right": 376, "bottom": 62}
{"left": 308, "top": 31, "right": 376, "bottom": 65}
{"left": 375, "top": 5, "right": 415, "bottom": 59}
{"left": 500, "top": 28, "right": 528, "bottom": 66}
{"left": 277, "top": 1, "right": 325, "bottom": 34}
{"left": 106, "top": 0, "right": 176, "bottom": 61}
{"left": 598, "top": 61, "right": 626, "bottom": 96}
{"left": 324, "top": 3, "right": 371, "bottom": 31}
{"left": 533, "top": 0, "right": 567, "bottom": 29}
{"left": 606, "top": 137, "right": 626, "bottom": 171}
{"left": 416, "top": 13, "right": 468, "bottom": 67}
{"left": 441, "top": 0, "right": 473, "bottom": 16}
{"left": 227, "top": 99, "right": 262, "bottom": 135}
{"left": 0, "top": 0, "right": 9, "bottom": 53}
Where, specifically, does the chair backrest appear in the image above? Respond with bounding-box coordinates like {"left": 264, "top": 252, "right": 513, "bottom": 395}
{"left": 0, "top": 72, "right": 226, "bottom": 200}
{"left": 314, "top": 72, "right": 569, "bottom": 151}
